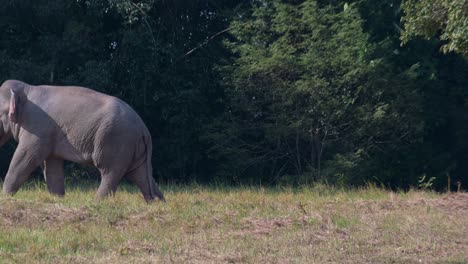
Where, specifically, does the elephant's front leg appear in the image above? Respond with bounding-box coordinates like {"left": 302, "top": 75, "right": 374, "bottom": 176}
{"left": 43, "top": 158, "right": 65, "bottom": 196}
{"left": 2, "top": 144, "right": 47, "bottom": 195}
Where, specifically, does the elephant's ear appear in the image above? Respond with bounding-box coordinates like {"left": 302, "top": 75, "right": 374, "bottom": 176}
{"left": 8, "top": 88, "right": 18, "bottom": 123}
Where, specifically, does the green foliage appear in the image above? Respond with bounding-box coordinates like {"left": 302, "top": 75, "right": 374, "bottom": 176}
{"left": 417, "top": 174, "right": 436, "bottom": 190}
{"left": 208, "top": 0, "right": 426, "bottom": 187}
{"left": 401, "top": 0, "right": 468, "bottom": 56}
{"left": 0, "top": 0, "right": 466, "bottom": 190}
{"left": 107, "top": 0, "right": 155, "bottom": 24}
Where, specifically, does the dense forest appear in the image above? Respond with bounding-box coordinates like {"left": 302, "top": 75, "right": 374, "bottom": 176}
{"left": 0, "top": 0, "right": 466, "bottom": 190}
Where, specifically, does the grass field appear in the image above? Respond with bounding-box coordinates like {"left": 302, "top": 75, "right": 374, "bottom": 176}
{"left": 0, "top": 181, "right": 466, "bottom": 263}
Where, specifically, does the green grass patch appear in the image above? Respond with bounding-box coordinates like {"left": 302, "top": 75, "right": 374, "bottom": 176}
{"left": 0, "top": 182, "right": 465, "bottom": 263}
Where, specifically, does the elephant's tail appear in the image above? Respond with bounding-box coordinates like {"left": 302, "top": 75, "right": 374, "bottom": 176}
{"left": 143, "top": 128, "right": 166, "bottom": 202}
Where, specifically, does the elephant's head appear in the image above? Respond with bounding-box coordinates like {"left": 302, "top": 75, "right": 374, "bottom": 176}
{"left": 0, "top": 80, "right": 23, "bottom": 146}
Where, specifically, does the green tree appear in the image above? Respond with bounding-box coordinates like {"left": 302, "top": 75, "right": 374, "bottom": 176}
{"left": 401, "top": 0, "right": 468, "bottom": 56}
{"left": 207, "top": 0, "right": 422, "bottom": 186}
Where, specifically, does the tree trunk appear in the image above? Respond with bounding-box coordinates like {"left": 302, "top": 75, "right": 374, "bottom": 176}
{"left": 296, "top": 131, "right": 302, "bottom": 175}
{"left": 311, "top": 129, "right": 323, "bottom": 180}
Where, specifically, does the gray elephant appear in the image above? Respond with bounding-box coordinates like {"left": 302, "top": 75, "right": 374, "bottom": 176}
{"left": 0, "top": 80, "right": 165, "bottom": 202}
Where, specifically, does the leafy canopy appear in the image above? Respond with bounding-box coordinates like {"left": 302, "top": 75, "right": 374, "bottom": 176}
{"left": 401, "top": 0, "right": 468, "bottom": 56}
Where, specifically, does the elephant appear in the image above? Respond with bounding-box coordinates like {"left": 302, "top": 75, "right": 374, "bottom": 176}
{"left": 0, "top": 80, "right": 165, "bottom": 202}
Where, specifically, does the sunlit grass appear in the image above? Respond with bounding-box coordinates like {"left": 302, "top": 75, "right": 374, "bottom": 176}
{"left": 0, "top": 181, "right": 466, "bottom": 263}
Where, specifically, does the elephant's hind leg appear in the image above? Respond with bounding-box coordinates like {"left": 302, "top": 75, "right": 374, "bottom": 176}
{"left": 96, "top": 169, "right": 125, "bottom": 200}
{"left": 43, "top": 158, "right": 65, "bottom": 196}
{"left": 125, "top": 165, "right": 165, "bottom": 202}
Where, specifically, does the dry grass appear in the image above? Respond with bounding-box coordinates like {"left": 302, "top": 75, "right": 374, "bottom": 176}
{"left": 0, "top": 183, "right": 466, "bottom": 263}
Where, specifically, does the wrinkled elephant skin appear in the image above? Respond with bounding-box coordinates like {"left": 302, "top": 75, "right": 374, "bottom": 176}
{"left": 0, "top": 80, "right": 165, "bottom": 202}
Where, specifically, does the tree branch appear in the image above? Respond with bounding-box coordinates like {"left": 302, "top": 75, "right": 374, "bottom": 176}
{"left": 180, "top": 28, "right": 231, "bottom": 59}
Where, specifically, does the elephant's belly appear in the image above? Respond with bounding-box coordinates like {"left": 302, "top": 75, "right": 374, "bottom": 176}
{"left": 53, "top": 138, "right": 93, "bottom": 165}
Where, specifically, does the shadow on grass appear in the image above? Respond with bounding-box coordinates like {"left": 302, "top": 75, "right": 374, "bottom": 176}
{"left": 16, "top": 177, "right": 141, "bottom": 194}
{"left": 9, "top": 177, "right": 392, "bottom": 198}
{"left": 16, "top": 178, "right": 310, "bottom": 196}
{"left": 66, "top": 178, "right": 142, "bottom": 194}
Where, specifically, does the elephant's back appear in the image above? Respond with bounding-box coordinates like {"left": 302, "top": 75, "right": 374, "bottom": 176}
{"left": 30, "top": 84, "right": 148, "bottom": 164}
{"left": 35, "top": 85, "right": 144, "bottom": 127}
{"left": 88, "top": 91, "right": 149, "bottom": 143}
{"left": 38, "top": 85, "right": 114, "bottom": 109}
